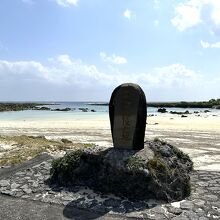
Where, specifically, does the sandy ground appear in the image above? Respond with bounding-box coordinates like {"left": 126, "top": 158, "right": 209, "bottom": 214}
{"left": 0, "top": 114, "right": 219, "bottom": 171}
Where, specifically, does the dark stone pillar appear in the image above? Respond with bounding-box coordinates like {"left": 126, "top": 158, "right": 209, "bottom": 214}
{"left": 109, "top": 83, "right": 147, "bottom": 150}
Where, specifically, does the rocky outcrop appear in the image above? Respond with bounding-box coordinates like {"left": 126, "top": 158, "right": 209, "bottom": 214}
{"left": 204, "top": 110, "right": 211, "bottom": 113}
{"left": 78, "top": 108, "right": 89, "bottom": 112}
{"left": 52, "top": 108, "right": 71, "bottom": 111}
{"left": 170, "top": 110, "right": 190, "bottom": 115}
{"left": 34, "top": 107, "right": 51, "bottom": 111}
{"left": 158, "top": 108, "right": 167, "bottom": 113}
{"left": 50, "top": 139, "right": 193, "bottom": 202}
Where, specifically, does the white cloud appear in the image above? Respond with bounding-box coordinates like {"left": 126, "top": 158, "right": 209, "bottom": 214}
{"left": 100, "top": 52, "right": 127, "bottom": 65}
{"left": 154, "top": 20, "right": 159, "bottom": 26}
{"left": 123, "top": 9, "right": 135, "bottom": 20}
{"left": 0, "top": 56, "right": 202, "bottom": 88}
{"left": 152, "top": 64, "right": 201, "bottom": 87}
{"left": 171, "top": 0, "right": 220, "bottom": 31}
{"left": 201, "top": 40, "right": 220, "bottom": 48}
{"left": 1, "top": 56, "right": 219, "bottom": 100}
{"left": 153, "top": 0, "right": 160, "bottom": 9}
{"left": 56, "top": 54, "right": 73, "bottom": 65}
{"left": 55, "top": 0, "right": 78, "bottom": 7}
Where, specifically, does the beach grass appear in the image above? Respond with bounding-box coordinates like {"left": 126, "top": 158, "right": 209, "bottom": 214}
{"left": 0, "top": 135, "right": 95, "bottom": 166}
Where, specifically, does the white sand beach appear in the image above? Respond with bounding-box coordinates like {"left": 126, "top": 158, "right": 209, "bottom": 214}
{"left": 0, "top": 113, "right": 220, "bottom": 131}
{"left": 0, "top": 113, "right": 220, "bottom": 171}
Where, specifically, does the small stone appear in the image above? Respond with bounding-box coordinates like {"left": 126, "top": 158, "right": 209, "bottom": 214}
{"left": 20, "top": 184, "right": 29, "bottom": 189}
{"left": 184, "top": 211, "right": 199, "bottom": 220}
{"left": 193, "top": 199, "right": 205, "bottom": 207}
{"left": 15, "top": 171, "right": 26, "bottom": 175}
{"left": 0, "top": 187, "right": 7, "bottom": 191}
{"left": 35, "top": 194, "right": 42, "bottom": 198}
{"left": 48, "top": 191, "right": 56, "bottom": 195}
{"left": 197, "top": 182, "right": 209, "bottom": 187}
{"left": 103, "top": 198, "right": 121, "bottom": 207}
{"left": 32, "top": 164, "right": 41, "bottom": 169}
{"left": 87, "top": 194, "right": 95, "bottom": 199}
{"left": 125, "top": 211, "right": 144, "bottom": 219}
{"left": 122, "top": 201, "right": 134, "bottom": 211}
{"left": 203, "top": 194, "right": 218, "bottom": 202}
{"left": 86, "top": 199, "right": 98, "bottom": 209}
{"left": 212, "top": 206, "right": 220, "bottom": 212}
{"left": 0, "top": 180, "right": 10, "bottom": 187}
{"left": 180, "top": 201, "right": 194, "bottom": 210}
{"left": 209, "top": 187, "right": 220, "bottom": 191}
{"left": 62, "top": 201, "right": 69, "bottom": 206}
{"left": 11, "top": 183, "right": 20, "bottom": 189}
{"left": 143, "top": 169, "right": 150, "bottom": 175}
{"left": 194, "top": 208, "right": 205, "bottom": 216}
{"left": 91, "top": 204, "right": 106, "bottom": 213}
{"left": 38, "top": 176, "right": 44, "bottom": 180}
{"left": 167, "top": 206, "right": 183, "bottom": 215}
{"left": 151, "top": 206, "right": 166, "bottom": 214}
{"left": 23, "top": 188, "right": 32, "bottom": 194}
{"left": 112, "top": 206, "right": 126, "bottom": 214}
{"left": 21, "top": 195, "right": 31, "bottom": 199}
{"left": 24, "top": 177, "right": 31, "bottom": 180}
{"left": 133, "top": 201, "right": 148, "bottom": 210}
{"left": 1, "top": 190, "right": 14, "bottom": 196}
{"left": 62, "top": 196, "right": 73, "bottom": 201}
{"left": 32, "top": 182, "right": 39, "bottom": 188}
{"left": 42, "top": 163, "right": 51, "bottom": 170}
{"left": 14, "top": 191, "right": 24, "bottom": 196}
{"left": 143, "top": 212, "right": 166, "bottom": 220}
{"left": 100, "top": 195, "right": 108, "bottom": 199}
{"left": 11, "top": 188, "right": 20, "bottom": 192}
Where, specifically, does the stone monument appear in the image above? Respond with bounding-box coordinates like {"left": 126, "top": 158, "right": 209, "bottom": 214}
{"left": 109, "top": 83, "right": 147, "bottom": 150}
{"left": 50, "top": 83, "right": 193, "bottom": 202}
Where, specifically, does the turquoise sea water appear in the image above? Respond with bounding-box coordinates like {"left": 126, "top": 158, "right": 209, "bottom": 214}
{"left": 0, "top": 102, "right": 218, "bottom": 121}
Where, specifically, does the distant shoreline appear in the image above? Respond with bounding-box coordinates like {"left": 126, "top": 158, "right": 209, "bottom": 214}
{"left": 0, "top": 99, "right": 219, "bottom": 112}
{"left": 0, "top": 103, "right": 57, "bottom": 112}
{"left": 89, "top": 99, "right": 220, "bottom": 109}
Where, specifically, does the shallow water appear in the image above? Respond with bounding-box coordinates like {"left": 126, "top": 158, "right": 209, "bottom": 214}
{"left": 0, "top": 102, "right": 218, "bottom": 121}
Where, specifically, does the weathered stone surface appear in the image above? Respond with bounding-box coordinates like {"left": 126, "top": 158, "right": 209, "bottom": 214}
{"left": 180, "top": 201, "right": 194, "bottom": 210}
{"left": 50, "top": 139, "right": 193, "bottom": 201}
{"left": 10, "top": 183, "right": 20, "bottom": 189}
{"left": 0, "top": 180, "right": 10, "bottom": 187}
{"left": 1, "top": 155, "right": 220, "bottom": 219}
{"left": 109, "top": 83, "right": 147, "bottom": 150}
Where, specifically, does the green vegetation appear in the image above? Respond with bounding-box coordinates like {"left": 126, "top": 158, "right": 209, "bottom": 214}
{"left": 153, "top": 137, "right": 167, "bottom": 145}
{"left": 148, "top": 99, "right": 220, "bottom": 109}
{"left": 0, "top": 103, "right": 47, "bottom": 112}
{"left": 153, "top": 137, "right": 193, "bottom": 171}
{"left": 50, "top": 150, "right": 83, "bottom": 183}
{"left": 147, "top": 157, "right": 168, "bottom": 172}
{"left": 89, "top": 99, "right": 220, "bottom": 109}
{"left": 126, "top": 145, "right": 190, "bottom": 185}
{"left": 125, "top": 156, "right": 147, "bottom": 170}
{"left": 0, "top": 135, "right": 94, "bottom": 165}
{"left": 147, "top": 156, "right": 191, "bottom": 198}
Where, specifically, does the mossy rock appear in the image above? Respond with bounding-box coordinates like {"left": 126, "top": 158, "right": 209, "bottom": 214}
{"left": 50, "top": 140, "right": 193, "bottom": 202}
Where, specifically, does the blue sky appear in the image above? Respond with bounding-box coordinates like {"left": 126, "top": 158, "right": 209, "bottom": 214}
{"left": 0, "top": 0, "right": 219, "bottom": 101}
